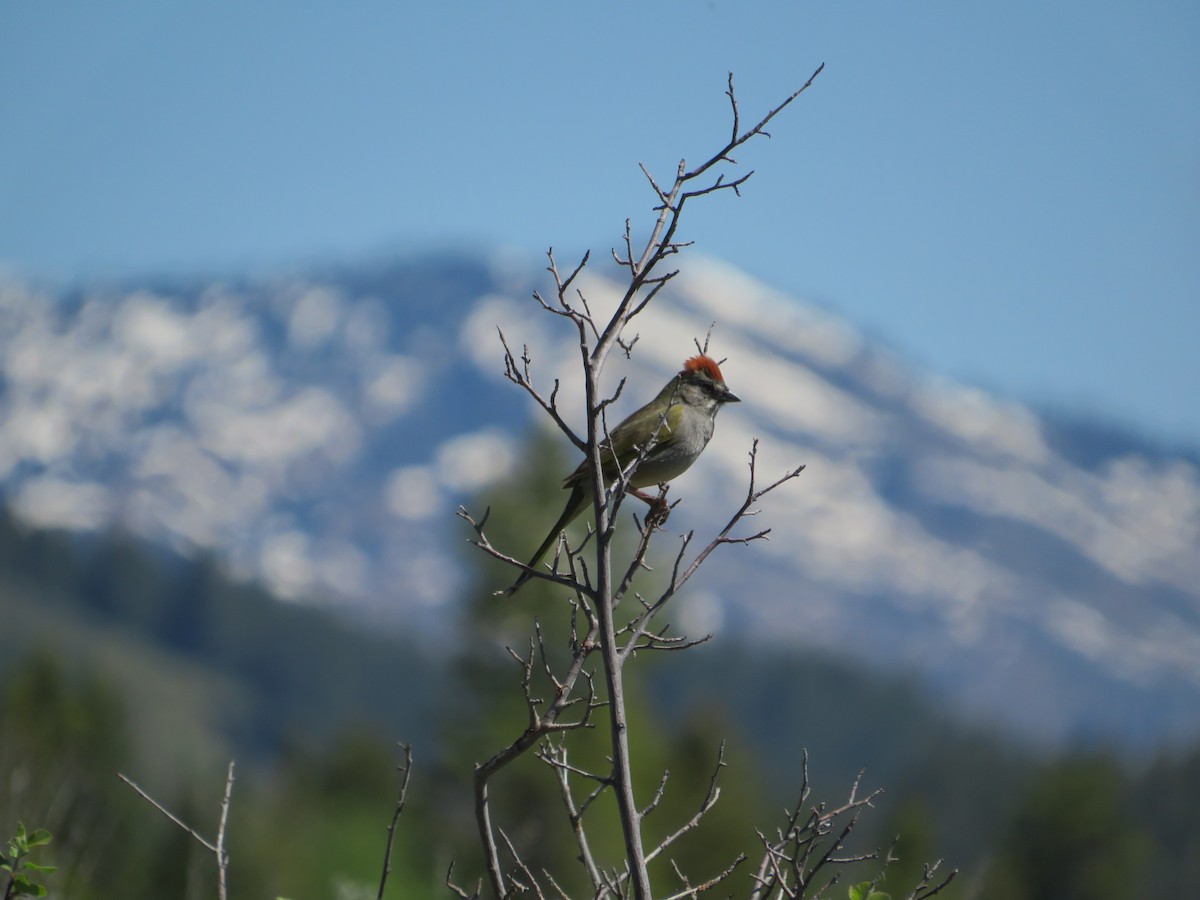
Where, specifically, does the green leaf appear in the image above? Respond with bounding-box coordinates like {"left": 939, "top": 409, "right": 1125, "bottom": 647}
{"left": 23, "top": 862, "right": 57, "bottom": 873}
{"left": 10, "top": 873, "right": 48, "bottom": 897}
{"left": 848, "top": 884, "right": 891, "bottom": 900}
{"left": 25, "top": 830, "right": 51, "bottom": 848}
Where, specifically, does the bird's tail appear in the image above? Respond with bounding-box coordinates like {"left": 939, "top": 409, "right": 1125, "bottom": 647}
{"left": 503, "top": 483, "right": 587, "bottom": 595}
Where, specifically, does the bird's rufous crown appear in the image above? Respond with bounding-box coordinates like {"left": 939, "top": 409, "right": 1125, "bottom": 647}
{"left": 682, "top": 354, "right": 727, "bottom": 384}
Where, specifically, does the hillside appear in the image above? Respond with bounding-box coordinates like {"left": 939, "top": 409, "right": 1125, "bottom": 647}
{"left": 7, "top": 504, "right": 1200, "bottom": 897}
{"left": 2, "top": 251, "right": 1198, "bottom": 752}
{"left": 2, "top": 502, "right": 1045, "bottom": 884}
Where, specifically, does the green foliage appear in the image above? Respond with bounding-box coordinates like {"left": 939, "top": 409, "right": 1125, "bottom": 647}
{"left": 647, "top": 640, "right": 1033, "bottom": 877}
{"left": 1135, "top": 743, "right": 1200, "bottom": 895}
{"left": 1, "top": 649, "right": 130, "bottom": 774}
{"left": 0, "top": 646, "right": 444, "bottom": 897}
{"left": 5, "top": 489, "right": 1200, "bottom": 896}
{"left": 848, "top": 882, "right": 890, "bottom": 900}
{"left": 0, "top": 509, "right": 448, "bottom": 897}
{"left": 981, "top": 753, "right": 1150, "bottom": 900}
{"left": 878, "top": 800, "right": 938, "bottom": 894}
{"left": 243, "top": 734, "right": 431, "bottom": 898}
{"left": 0, "top": 652, "right": 134, "bottom": 898}
{"left": 2, "top": 823, "right": 56, "bottom": 900}
{"left": 0, "top": 512, "right": 437, "bottom": 765}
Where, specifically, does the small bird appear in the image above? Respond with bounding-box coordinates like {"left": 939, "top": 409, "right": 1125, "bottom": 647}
{"left": 506, "top": 354, "right": 740, "bottom": 594}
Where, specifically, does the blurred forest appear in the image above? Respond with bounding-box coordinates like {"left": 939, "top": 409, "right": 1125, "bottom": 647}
{"left": 3, "top": 436, "right": 1200, "bottom": 897}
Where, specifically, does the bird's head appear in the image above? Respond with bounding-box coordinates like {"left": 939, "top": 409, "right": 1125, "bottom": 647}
{"left": 678, "top": 354, "right": 740, "bottom": 411}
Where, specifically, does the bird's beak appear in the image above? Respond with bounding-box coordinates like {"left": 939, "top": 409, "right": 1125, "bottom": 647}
{"left": 722, "top": 388, "right": 740, "bottom": 403}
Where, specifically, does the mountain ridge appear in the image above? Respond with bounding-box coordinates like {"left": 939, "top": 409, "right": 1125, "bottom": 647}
{"left": 2, "top": 249, "right": 1197, "bottom": 749}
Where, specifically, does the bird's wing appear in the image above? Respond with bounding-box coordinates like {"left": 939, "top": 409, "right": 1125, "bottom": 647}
{"left": 564, "top": 399, "right": 683, "bottom": 487}
{"left": 608, "top": 399, "right": 684, "bottom": 454}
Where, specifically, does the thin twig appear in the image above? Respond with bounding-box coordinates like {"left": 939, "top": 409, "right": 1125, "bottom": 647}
{"left": 662, "top": 852, "right": 748, "bottom": 899}
{"left": 215, "top": 761, "right": 234, "bottom": 900}
{"left": 376, "top": 742, "right": 414, "bottom": 900}
{"left": 541, "top": 739, "right": 606, "bottom": 893}
{"left": 645, "top": 742, "right": 727, "bottom": 864}
{"left": 906, "top": 859, "right": 960, "bottom": 900}
{"left": 119, "top": 761, "right": 236, "bottom": 900}
{"left": 499, "top": 826, "right": 544, "bottom": 899}
{"left": 117, "top": 774, "right": 218, "bottom": 854}
{"left": 445, "top": 860, "right": 480, "bottom": 899}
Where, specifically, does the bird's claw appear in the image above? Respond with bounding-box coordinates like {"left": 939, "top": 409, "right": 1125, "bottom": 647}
{"left": 643, "top": 487, "right": 673, "bottom": 530}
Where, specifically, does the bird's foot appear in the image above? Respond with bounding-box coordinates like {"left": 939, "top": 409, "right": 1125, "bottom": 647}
{"left": 634, "top": 485, "right": 674, "bottom": 530}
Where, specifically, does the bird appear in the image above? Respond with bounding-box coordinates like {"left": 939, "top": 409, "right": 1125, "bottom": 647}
{"left": 505, "top": 353, "right": 739, "bottom": 594}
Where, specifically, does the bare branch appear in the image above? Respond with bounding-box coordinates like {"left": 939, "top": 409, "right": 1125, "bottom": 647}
{"left": 645, "top": 742, "right": 727, "bottom": 864}
{"left": 614, "top": 444, "right": 804, "bottom": 660}
{"left": 464, "top": 70, "right": 824, "bottom": 900}
{"left": 628, "top": 630, "right": 713, "bottom": 655}
{"left": 376, "top": 742, "right": 414, "bottom": 900}
{"left": 627, "top": 276, "right": 675, "bottom": 321}
{"left": 749, "top": 761, "right": 888, "bottom": 899}
{"left": 726, "top": 71, "right": 740, "bottom": 144}
{"left": 670, "top": 442, "right": 806, "bottom": 596}
{"left": 642, "top": 768, "right": 671, "bottom": 820}
{"left": 445, "top": 861, "right": 480, "bottom": 899}
{"left": 473, "top": 772, "right": 506, "bottom": 897}
{"left": 546, "top": 247, "right": 592, "bottom": 315}
{"left": 541, "top": 869, "right": 572, "bottom": 900}
{"left": 118, "top": 773, "right": 218, "bottom": 852}
{"left": 541, "top": 738, "right": 606, "bottom": 894}
{"left": 458, "top": 505, "right": 596, "bottom": 598}
{"left": 639, "top": 162, "right": 672, "bottom": 206}
{"left": 119, "top": 762, "right": 235, "bottom": 900}
{"left": 498, "top": 826, "right": 544, "bottom": 899}
{"left": 497, "top": 329, "right": 587, "bottom": 453}
{"left": 215, "top": 761, "right": 234, "bottom": 900}
{"left": 616, "top": 331, "right": 641, "bottom": 359}
{"left": 467, "top": 567, "right": 605, "bottom": 896}
{"left": 662, "top": 852, "right": 748, "bottom": 900}
{"left": 682, "top": 64, "right": 825, "bottom": 184}
{"left": 693, "top": 326, "right": 718, "bottom": 358}
{"left": 905, "top": 859, "right": 960, "bottom": 900}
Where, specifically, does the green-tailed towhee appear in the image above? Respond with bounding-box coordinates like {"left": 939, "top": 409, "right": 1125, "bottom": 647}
{"left": 505, "top": 354, "right": 739, "bottom": 594}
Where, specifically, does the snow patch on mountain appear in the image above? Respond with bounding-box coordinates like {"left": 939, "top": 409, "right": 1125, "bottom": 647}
{"left": 3, "top": 253, "right": 1199, "bottom": 747}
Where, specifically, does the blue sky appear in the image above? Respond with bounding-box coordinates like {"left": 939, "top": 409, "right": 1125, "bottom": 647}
{"left": 2, "top": 2, "right": 1198, "bottom": 446}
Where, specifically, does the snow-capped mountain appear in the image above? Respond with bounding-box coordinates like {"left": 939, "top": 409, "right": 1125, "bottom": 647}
{"left": 3, "top": 251, "right": 1198, "bottom": 749}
